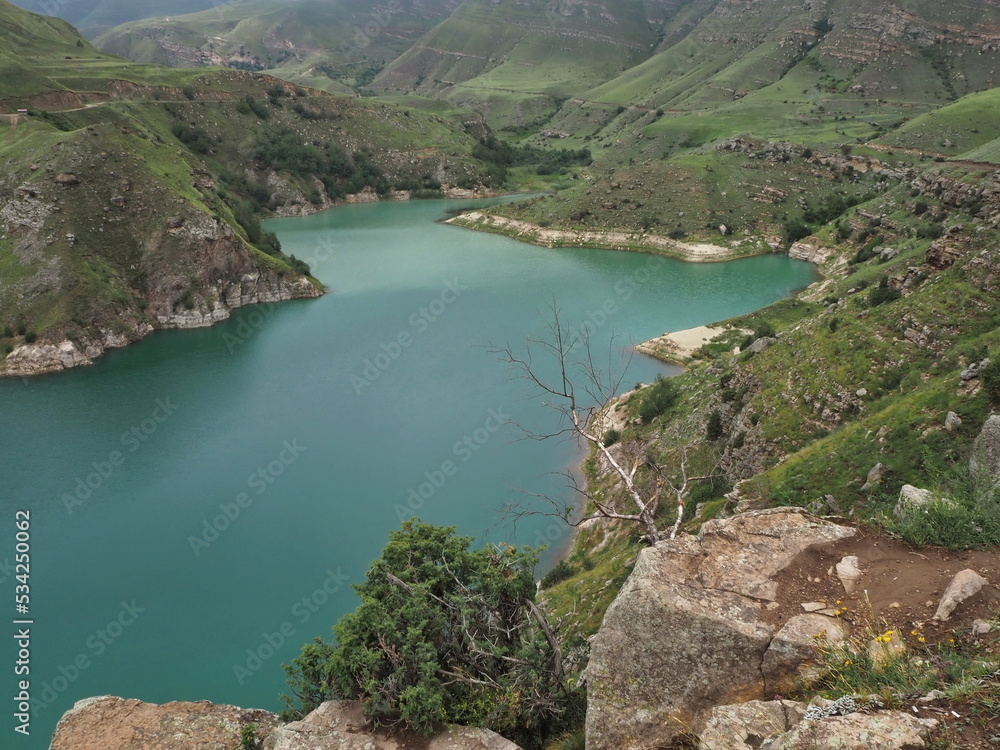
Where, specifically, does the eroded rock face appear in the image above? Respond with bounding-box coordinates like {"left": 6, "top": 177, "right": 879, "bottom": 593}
{"left": 49, "top": 695, "right": 280, "bottom": 750}
{"left": 585, "top": 508, "right": 855, "bottom": 750}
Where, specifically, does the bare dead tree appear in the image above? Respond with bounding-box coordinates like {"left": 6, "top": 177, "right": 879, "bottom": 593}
{"left": 489, "top": 301, "right": 714, "bottom": 545}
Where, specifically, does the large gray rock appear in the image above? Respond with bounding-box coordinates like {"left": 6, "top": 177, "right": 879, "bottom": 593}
{"left": 762, "top": 614, "right": 850, "bottom": 694}
{"left": 49, "top": 696, "right": 279, "bottom": 750}
{"left": 585, "top": 508, "right": 855, "bottom": 750}
{"left": 700, "top": 700, "right": 807, "bottom": 750}
{"left": 933, "top": 569, "right": 989, "bottom": 621}
{"left": 759, "top": 710, "right": 937, "bottom": 750}
{"left": 265, "top": 700, "right": 521, "bottom": 750}
{"left": 50, "top": 697, "right": 521, "bottom": 750}
{"left": 970, "top": 414, "right": 1000, "bottom": 486}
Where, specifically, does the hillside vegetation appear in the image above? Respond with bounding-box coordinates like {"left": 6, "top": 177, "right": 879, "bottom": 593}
{"left": 0, "top": 0, "right": 500, "bottom": 374}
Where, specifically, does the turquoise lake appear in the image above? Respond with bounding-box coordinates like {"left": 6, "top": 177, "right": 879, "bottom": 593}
{"left": 0, "top": 197, "right": 817, "bottom": 747}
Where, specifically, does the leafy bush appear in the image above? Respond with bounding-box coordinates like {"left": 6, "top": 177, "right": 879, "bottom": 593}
{"left": 868, "top": 277, "right": 901, "bottom": 307}
{"left": 783, "top": 217, "right": 811, "bottom": 244}
{"left": 706, "top": 410, "right": 723, "bottom": 441}
{"left": 603, "top": 428, "right": 621, "bottom": 447}
{"left": 635, "top": 375, "right": 680, "bottom": 424}
{"left": 23, "top": 331, "right": 37, "bottom": 344}
{"left": 243, "top": 95, "right": 268, "bottom": 119}
{"left": 282, "top": 522, "right": 577, "bottom": 747}
{"left": 171, "top": 121, "right": 211, "bottom": 154}
{"left": 981, "top": 357, "right": 1000, "bottom": 403}
{"left": 540, "top": 559, "right": 575, "bottom": 588}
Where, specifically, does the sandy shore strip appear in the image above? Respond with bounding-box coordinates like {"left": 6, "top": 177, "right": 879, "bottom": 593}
{"left": 447, "top": 211, "right": 742, "bottom": 262}
{"left": 636, "top": 325, "right": 731, "bottom": 364}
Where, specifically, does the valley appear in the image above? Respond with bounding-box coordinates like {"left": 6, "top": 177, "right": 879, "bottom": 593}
{"left": 0, "top": 1, "right": 998, "bottom": 749}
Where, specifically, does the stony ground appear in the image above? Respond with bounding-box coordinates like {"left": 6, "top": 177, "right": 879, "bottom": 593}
{"left": 770, "top": 526, "right": 1000, "bottom": 748}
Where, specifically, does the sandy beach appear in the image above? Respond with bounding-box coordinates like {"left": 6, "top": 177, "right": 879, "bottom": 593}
{"left": 636, "top": 325, "right": 731, "bottom": 364}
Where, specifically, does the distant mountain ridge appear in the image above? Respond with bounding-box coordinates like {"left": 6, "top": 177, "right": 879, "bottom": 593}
{"left": 7, "top": 0, "right": 224, "bottom": 36}
{"left": 94, "top": 0, "right": 465, "bottom": 94}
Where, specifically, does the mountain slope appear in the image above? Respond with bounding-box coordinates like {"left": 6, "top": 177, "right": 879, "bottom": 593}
{"left": 372, "top": 0, "right": 662, "bottom": 128}
{"left": 0, "top": 0, "right": 497, "bottom": 375}
{"left": 7, "top": 0, "right": 223, "bottom": 37}
{"left": 95, "top": 0, "right": 464, "bottom": 94}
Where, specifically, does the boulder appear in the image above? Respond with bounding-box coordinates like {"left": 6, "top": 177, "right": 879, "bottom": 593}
{"left": 970, "top": 414, "right": 1000, "bottom": 486}
{"left": 749, "top": 336, "right": 777, "bottom": 354}
{"left": 49, "top": 696, "right": 279, "bottom": 750}
{"left": 759, "top": 710, "right": 937, "bottom": 750}
{"left": 894, "top": 484, "right": 935, "bottom": 516}
{"left": 700, "top": 700, "right": 807, "bottom": 750}
{"left": 933, "top": 569, "right": 989, "bottom": 621}
{"left": 960, "top": 358, "right": 990, "bottom": 381}
{"left": 762, "top": 614, "right": 850, "bottom": 694}
{"left": 54, "top": 173, "right": 80, "bottom": 186}
{"left": 50, "top": 697, "right": 521, "bottom": 750}
{"left": 585, "top": 508, "right": 855, "bottom": 750}
{"left": 861, "top": 462, "right": 887, "bottom": 491}
{"left": 835, "top": 555, "right": 861, "bottom": 594}
{"left": 944, "top": 411, "right": 962, "bottom": 431}
{"left": 265, "top": 700, "right": 521, "bottom": 750}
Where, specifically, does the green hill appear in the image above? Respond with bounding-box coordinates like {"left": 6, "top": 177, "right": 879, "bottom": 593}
{"left": 372, "top": 0, "right": 662, "bottom": 128}
{"left": 0, "top": 0, "right": 498, "bottom": 375}
{"left": 7, "top": 0, "right": 222, "bottom": 37}
{"left": 95, "top": 0, "right": 463, "bottom": 94}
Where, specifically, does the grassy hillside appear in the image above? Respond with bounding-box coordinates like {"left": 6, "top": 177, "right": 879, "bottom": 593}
{"left": 95, "top": 0, "right": 463, "bottom": 94}
{"left": 373, "top": 0, "right": 661, "bottom": 128}
{"left": 0, "top": 0, "right": 500, "bottom": 373}
{"left": 7, "top": 0, "right": 222, "bottom": 37}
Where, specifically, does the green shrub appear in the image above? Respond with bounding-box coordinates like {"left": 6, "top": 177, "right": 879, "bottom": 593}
{"left": 603, "top": 428, "right": 621, "bottom": 447}
{"left": 635, "top": 375, "right": 680, "bottom": 424}
{"left": 238, "top": 724, "right": 260, "bottom": 750}
{"left": 282, "top": 522, "right": 577, "bottom": 748}
{"left": 868, "top": 277, "right": 901, "bottom": 307}
{"left": 540, "top": 559, "right": 575, "bottom": 588}
{"left": 182, "top": 85, "right": 196, "bottom": 100}
{"left": 783, "top": 217, "right": 811, "bottom": 244}
{"left": 981, "top": 357, "right": 1000, "bottom": 403}
{"left": 23, "top": 331, "right": 36, "bottom": 344}
{"left": 706, "top": 410, "right": 723, "bottom": 441}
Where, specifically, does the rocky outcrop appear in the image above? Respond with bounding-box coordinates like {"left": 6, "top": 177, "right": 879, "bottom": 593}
{"left": 50, "top": 697, "right": 522, "bottom": 750}
{"left": 266, "top": 699, "right": 521, "bottom": 750}
{"left": 585, "top": 508, "right": 856, "bottom": 750}
{"left": 49, "top": 696, "right": 280, "bottom": 750}
{"left": 760, "top": 709, "right": 937, "bottom": 750}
